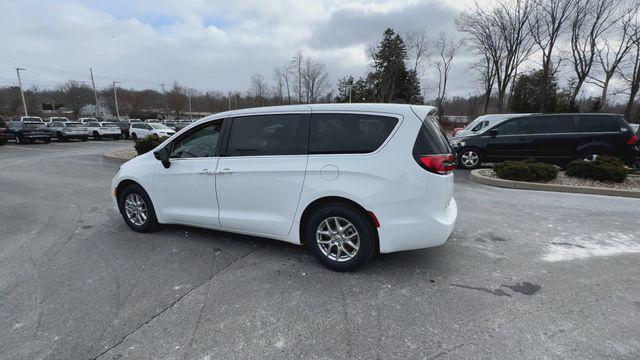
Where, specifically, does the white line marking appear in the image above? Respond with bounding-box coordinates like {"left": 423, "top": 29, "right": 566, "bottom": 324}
{"left": 543, "top": 232, "right": 640, "bottom": 261}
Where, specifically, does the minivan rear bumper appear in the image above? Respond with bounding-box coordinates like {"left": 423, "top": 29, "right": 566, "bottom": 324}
{"left": 376, "top": 196, "right": 457, "bottom": 253}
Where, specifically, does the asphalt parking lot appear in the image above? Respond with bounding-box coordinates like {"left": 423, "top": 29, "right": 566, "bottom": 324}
{"left": 1, "top": 141, "right": 639, "bottom": 359}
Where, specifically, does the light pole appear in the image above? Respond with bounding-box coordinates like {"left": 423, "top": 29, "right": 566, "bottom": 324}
{"left": 347, "top": 84, "right": 352, "bottom": 103}
{"left": 159, "top": 83, "right": 169, "bottom": 119}
{"left": 15, "top": 68, "right": 28, "bottom": 116}
{"left": 112, "top": 81, "right": 121, "bottom": 121}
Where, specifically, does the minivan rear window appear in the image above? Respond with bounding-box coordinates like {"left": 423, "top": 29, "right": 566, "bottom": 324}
{"left": 413, "top": 115, "right": 452, "bottom": 155}
{"left": 579, "top": 115, "right": 620, "bottom": 132}
{"left": 309, "top": 114, "right": 398, "bottom": 154}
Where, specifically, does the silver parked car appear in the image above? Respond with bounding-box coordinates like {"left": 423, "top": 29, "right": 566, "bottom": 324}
{"left": 47, "top": 121, "right": 89, "bottom": 142}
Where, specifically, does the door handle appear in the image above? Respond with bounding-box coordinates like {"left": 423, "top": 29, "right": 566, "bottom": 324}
{"left": 216, "top": 168, "right": 234, "bottom": 175}
{"left": 199, "top": 169, "right": 215, "bottom": 175}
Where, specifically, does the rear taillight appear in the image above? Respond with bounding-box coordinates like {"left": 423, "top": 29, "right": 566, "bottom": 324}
{"left": 417, "top": 154, "right": 457, "bottom": 174}
{"left": 627, "top": 134, "right": 638, "bottom": 145}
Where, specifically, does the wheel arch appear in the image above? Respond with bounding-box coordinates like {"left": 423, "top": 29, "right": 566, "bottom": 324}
{"left": 115, "top": 179, "right": 154, "bottom": 213}
{"left": 298, "top": 196, "right": 380, "bottom": 252}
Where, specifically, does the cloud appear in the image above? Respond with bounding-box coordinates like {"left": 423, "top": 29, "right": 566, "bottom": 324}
{"left": 0, "top": 0, "right": 488, "bottom": 101}
{"left": 309, "top": 0, "right": 459, "bottom": 49}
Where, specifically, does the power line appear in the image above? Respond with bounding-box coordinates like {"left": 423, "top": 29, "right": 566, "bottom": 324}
{"left": 0, "top": 58, "right": 166, "bottom": 88}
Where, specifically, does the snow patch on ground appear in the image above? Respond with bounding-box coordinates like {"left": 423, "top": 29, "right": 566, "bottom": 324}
{"left": 543, "top": 232, "right": 640, "bottom": 262}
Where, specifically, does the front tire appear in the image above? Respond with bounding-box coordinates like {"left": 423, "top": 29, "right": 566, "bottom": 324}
{"left": 118, "top": 184, "right": 159, "bottom": 232}
{"left": 131, "top": 132, "right": 138, "bottom": 140}
{"left": 93, "top": 131, "right": 101, "bottom": 140}
{"left": 458, "top": 148, "right": 481, "bottom": 169}
{"left": 306, "top": 204, "right": 375, "bottom": 272}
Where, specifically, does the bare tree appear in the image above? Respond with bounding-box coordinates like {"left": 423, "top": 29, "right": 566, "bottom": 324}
{"left": 405, "top": 29, "right": 430, "bottom": 75}
{"left": 301, "top": 57, "right": 330, "bottom": 103}
{"left": 569, "top": 0, "right": 617, "bottom": 107}
{"left": 272, "top": 67, "right": 285, "bottom": 104}
{"left": 620, "top": 42, "right": 640, "bottom": 119}
{"left": 473, "top": 53, "right": 498, "bottom": 114}
{"left": 618, "top": 15, "right": 640, "bottom": 119}
{"left": 458, "top": 0, "right": 536, "bottom": 112}
{"left": 274, "top": 64, "right": 292, "bottom": 104}
{"left": 529, "top": 0, "right": 574, "bottom": 112}
{"left": 291, "top": 52, "right": 304, "bottom": 103}
{"left": 588, "top": 1, "right": 638, "bottom": 108}
{"left": 249, "top": 73, "right": 268, "bottom": 106}
{"left": 432, "top": 32, "right": 462, "bottom": 118}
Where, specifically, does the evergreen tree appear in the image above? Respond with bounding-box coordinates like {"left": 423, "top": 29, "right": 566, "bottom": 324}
{"left": 510, "top": 69, "right": 558, "bottom": 113}
{"left": 369, "top": 28, "right": 422, "bottom": 103}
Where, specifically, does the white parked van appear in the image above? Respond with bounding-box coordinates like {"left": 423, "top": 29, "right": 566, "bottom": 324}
{"left": 112, "top": 104, "right": 457, "bottom": 271}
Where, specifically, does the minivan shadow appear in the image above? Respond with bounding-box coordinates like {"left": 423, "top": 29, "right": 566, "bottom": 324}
{"left": 158, "top": 224, "right": 453, "bottom": 276}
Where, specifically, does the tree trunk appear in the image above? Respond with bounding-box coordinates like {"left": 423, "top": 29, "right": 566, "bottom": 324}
{"left": 569, "top": 76, "right": 586, "bottom": 110}
{"left": 539, "top": 66, "right": 549, "bottom": 113}
{"left": 600, "top": 76, "right": 611, "bottom": 110}
{"left": 482, "top": 90, "right": 491, "bottom": 114}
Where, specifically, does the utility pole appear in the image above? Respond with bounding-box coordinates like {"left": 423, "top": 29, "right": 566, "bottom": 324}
{"left": 89, "top": 67, "right": 100, "bottom": 118}
{"left": 160, "top": 83, "right": 169, "bottom": 119}
{"left": 112, "top": 81, "right": 121, "bottom": 121}
{"left": 187, "top": 89, "right": 192, "bottom": 121}
{"left": 228, "top": 91, "right": 232, "bottom": 110}
{"left": 348, "top": 85, "right": 352, "bottom": 103}
{"left": 15, "top": 68, "right": 28, "bottom": 116}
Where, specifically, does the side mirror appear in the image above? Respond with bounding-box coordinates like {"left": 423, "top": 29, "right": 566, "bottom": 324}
{"left": 489, "top": 129, "right": 498, "bottom": 138}
{"left": 154, "top": 147, "right": 171, "bottom": 168}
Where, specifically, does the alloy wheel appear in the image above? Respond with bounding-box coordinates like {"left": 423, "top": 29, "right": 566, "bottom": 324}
{"left": 316, "top": 217, "right": 360, "bottom": 263}
{"left": 461, "top": 150, "right": 479, "bottom": 168}
{"left": 124, "top": 193, "right": 148, "bottom": 226}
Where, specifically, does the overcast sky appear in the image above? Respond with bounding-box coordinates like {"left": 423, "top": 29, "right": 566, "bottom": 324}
{"left": 0, "top": 0, "right": 599, "bottom": 100}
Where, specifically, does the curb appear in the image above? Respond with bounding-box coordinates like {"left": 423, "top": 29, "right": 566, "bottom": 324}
{"left": 103, "top": 149, "right": 135, "bottom": 164}
{"left": 470, "top": 169, "right": 640, "bottom": 199}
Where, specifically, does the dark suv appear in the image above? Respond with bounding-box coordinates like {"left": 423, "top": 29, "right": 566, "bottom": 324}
{"left": 8, "top": 120, "right": 52, "bottom": 144}
{"left": 453, "top": 113, "right": 640, "bottom": 169}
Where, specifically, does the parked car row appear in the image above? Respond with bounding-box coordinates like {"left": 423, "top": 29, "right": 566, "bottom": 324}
{"left": 451, "top": 113, "right": 640, "bottom": 169}
{"left": 0, "top": 117, "right": 184, "bottom": 146}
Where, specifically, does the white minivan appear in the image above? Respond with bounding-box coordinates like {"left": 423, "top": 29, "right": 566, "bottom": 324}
{"left": 112, "top": 104, "right": 457, "bottom": 271}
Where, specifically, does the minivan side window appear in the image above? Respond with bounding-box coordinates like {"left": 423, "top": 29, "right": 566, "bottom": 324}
{"left": 579, "top": 115, "right": 620, "bottom": 132}
{"left": 531, "top": 116, "right": 574, "bottom": 134}
{"left": 170, "top": 119, "right": 223, "bottom": 158}
{"left": 494, "top": 117, "right": 529, "bottom": 135}
{"left": 309, "top": 113, "right": 398, "bottom": 154}
{"left": 226, "top": 114, "right": 309, "bottom": 156}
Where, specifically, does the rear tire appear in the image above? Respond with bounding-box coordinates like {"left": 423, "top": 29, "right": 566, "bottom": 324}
{"left": 306, "top": 203, "right": 375, "bottom": 272}
{"left": 57, "top": 132, "right": 66, "bottom": 142}
{"left": 118, "top": 184, "right": 159, "bottom": 233}
{"left": 15, "top": 136, "right": 23, "bottom": 145}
